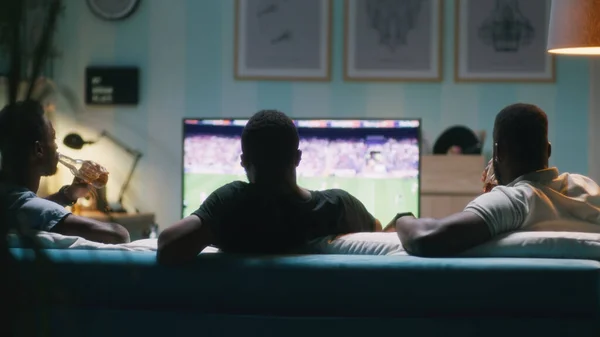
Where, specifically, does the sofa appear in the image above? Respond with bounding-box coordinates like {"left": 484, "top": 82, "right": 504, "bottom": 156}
{"left": 10, "top": 242, "right": 600, "bottom": 337}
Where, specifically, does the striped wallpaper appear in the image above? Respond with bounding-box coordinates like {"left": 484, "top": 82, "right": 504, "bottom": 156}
{"left": 50, "top": 0, "right": 591, "bottom": 228}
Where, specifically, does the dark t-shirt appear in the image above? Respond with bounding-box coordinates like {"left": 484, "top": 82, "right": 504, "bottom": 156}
{"left": 192, "top": 181, "right": 377, "bottom": 253}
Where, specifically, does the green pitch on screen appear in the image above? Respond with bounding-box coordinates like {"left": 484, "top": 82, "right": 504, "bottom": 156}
{"left": 183, "top": 173, "right": 419, "bottom": 224}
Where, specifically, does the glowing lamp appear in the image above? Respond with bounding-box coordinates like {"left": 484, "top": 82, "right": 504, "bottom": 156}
{"left": 547, "top": 0, "right": 600, "bottom": 55}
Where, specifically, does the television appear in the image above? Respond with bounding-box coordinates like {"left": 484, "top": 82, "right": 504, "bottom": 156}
{"left": 182, "top": 118, "right": 421, "bottom": 224}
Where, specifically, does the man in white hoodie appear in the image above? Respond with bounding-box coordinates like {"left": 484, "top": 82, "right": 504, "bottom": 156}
{"left": 395, "top": 103, "right": 600, "bottom": 257}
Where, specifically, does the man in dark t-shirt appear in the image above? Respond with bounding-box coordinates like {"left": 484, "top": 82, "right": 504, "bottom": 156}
{"left": 158, "top": 110, "right": 380, "bottom": 263}
{"left": 193, "top": 181, "right": 377, "bottom": 253}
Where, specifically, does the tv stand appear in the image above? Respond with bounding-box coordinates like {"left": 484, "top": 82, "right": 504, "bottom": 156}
{"left": 420, "top": 155, "right": 484, "bottom": 218}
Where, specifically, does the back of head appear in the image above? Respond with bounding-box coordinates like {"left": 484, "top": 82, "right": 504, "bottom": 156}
{"left": 0, "top": 100, "right": 47, "bottom": 170}
{"left": 241, "top": 110, "right": 299, "bottom": 172}
{"left": 494, "top": 103, "right": 549, "bottom": 168}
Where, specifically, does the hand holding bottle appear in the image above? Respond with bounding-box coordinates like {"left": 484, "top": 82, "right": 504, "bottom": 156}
{"left": 482, "top": 159, "right": 498, "bottom": 193}
{"left": 66, "top": 177, "right": 92, "bottom": 200}
{"left": 58, "top": 153, "right": 109, "bottom": 189}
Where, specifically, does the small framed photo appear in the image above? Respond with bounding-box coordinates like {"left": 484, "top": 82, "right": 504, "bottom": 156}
{"left": 344, "top": 0, "right": 443, "bottom": 82}
{"left": 455, "top": 0, "right": 555, "bottom": 82}
{"left": 234, "top": 0, "right": 332, "bottom": 81}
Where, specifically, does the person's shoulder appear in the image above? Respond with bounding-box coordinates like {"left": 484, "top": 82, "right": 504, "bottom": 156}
{"left": 315, "top": 188, "right": 357, "bottom": 202}
{"left": 1, "top": 185, "right": 70, "bottom": 231}
{"left": 474, "top": 184, "right": 535, "bottom": 208}
{"left": 316, "top": 188, "right": 350, "bottom": 196}
{"left": 227, "top": 180, "right": 249, "bottom": 189}
{"left": 0, "top": 182, "right": 36, "bottom": 201}
{"left": 490, "top": 183, "right": 534, "bottom": 197}
{"left": 1, "top": 190, "right": 38, "bottom": 216}
{"left": 559, "top": 172, "right": 598, "bottom": 187}
{"left": 192, "top": 181, "right": 250, "bottom": 218}
{"left": 213, "top": 180, "right": 249, "bottom": 194}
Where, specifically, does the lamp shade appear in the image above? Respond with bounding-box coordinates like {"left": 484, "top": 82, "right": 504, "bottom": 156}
{"left": 547, "top": 0, "right": 600, "bottom": 55}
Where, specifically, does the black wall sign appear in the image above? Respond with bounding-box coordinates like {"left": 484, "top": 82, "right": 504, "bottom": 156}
{"left": 85, "top": 66, "right": 139, "bottom": 105}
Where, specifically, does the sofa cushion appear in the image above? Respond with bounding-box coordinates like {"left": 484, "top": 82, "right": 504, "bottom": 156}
{"left": 304, "top": 232, "right": 406, "bottom": 255}
{"left": 10, "top": 227, "right": 600, "bottom": 261}
{"left": 463, "top": 231, "right": 600, "bottom": 259}
{"left": 7, "top": 231, "right": 158, "bottom": 251}
{"left": 306, "top": 229, "right": 600, "bottom": 260}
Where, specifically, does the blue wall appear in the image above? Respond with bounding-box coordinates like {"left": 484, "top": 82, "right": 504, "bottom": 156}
{"left": 52, "top": 0, "right": 591, "bottom": 228}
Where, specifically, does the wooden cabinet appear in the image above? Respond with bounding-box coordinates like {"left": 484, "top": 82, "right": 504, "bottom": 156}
{"left": 420, "top": 155, "right": 484, "bottom": 218}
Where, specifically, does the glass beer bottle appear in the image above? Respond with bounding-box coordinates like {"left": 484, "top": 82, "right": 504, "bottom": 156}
{"left": 58, "top": 153, "right": 109, "bottom": 189}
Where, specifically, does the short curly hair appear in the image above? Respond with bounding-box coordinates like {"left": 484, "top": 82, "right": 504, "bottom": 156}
{"left": 0, "top": 100, "right": 47, "bottom": 168}
{"left": 494, "top": 103, "right": 548, "bottom": 166}
{"left": 241, "top": 110, "right": 299, "bottom": 169}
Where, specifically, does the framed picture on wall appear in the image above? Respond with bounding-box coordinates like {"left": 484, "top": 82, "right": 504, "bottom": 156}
{"left": 344, "top": 0, "right": 443, "bottom": 82}
{"left": 455, "top": 0, "right": 555, "bottom": 82}
{"left": 234, "top": 0, "right": 332, "bottom": 81}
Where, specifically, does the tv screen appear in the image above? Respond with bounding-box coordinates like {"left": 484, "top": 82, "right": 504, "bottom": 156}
{"left": 182, "top": 119, "right": 421, "bottom": 224}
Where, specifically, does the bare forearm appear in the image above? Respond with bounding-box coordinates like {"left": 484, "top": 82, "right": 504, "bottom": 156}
{"left": 157, "top": 234, "right": 208, "bottom": 265}
{"left": 157, "top": 216, "right": 212, "bottom": 265}
{"left": 52, "top": 215, "right": 131, "bottom": 244}
{"left": 58, "top": 222, "right": 130, "bottom": 244}
{"left": 395, "top": 217, "right": 438, "bottom": 255}
{"left": 395, "top": 213, "right": 492, "bottom": 257}
{"left": 45, "top": 192, "right": 71, "bottom": 207}
{"left": 45, "top": 183, "right": 89, "bottom": 208}
{"left": 374, "top": 219, "right": 383, "bottom": 231}
{"left": 90, "top": 223, "right": 131, "bottom": 244}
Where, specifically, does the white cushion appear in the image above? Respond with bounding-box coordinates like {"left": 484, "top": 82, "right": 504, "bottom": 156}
{"left": 304, "top": 233, "right": 406, "bottom": 256}
{"left": 11, "top": 221, "right": 600, "bottom": 260}
{"left": 7, "top": 231, "right": 158, "bottom": 251}
{"left": 8, "top": 231, "right": 221, "bottom": 253}
{"left": 463, "top": 220, "right": 600, "bottom": 259}
{"left": 306, "top": 228, "right": 600, "bottom": 260}
{"left": 462, "top": 231, "right": 600, "bottom": 259}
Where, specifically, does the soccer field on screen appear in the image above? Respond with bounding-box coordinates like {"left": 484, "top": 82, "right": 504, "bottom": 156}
{"left": 183, "top": 173, "right": 419, "bottom": 224}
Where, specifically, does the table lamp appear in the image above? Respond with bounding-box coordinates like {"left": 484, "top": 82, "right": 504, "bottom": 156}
{"left": 63, "top": 131, "right": 143, "bottom": 213}
{"left": 547, "top": 0, "right": 600, "bottom": 55}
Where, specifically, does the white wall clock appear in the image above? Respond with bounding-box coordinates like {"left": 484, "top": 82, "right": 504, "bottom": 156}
{"left": 87, "top": 0, "right": 141, "bottom": 21}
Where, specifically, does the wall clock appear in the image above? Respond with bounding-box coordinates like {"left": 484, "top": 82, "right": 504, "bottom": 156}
{"left": 87, "top": 0, "right": 141, "bottom": 21}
